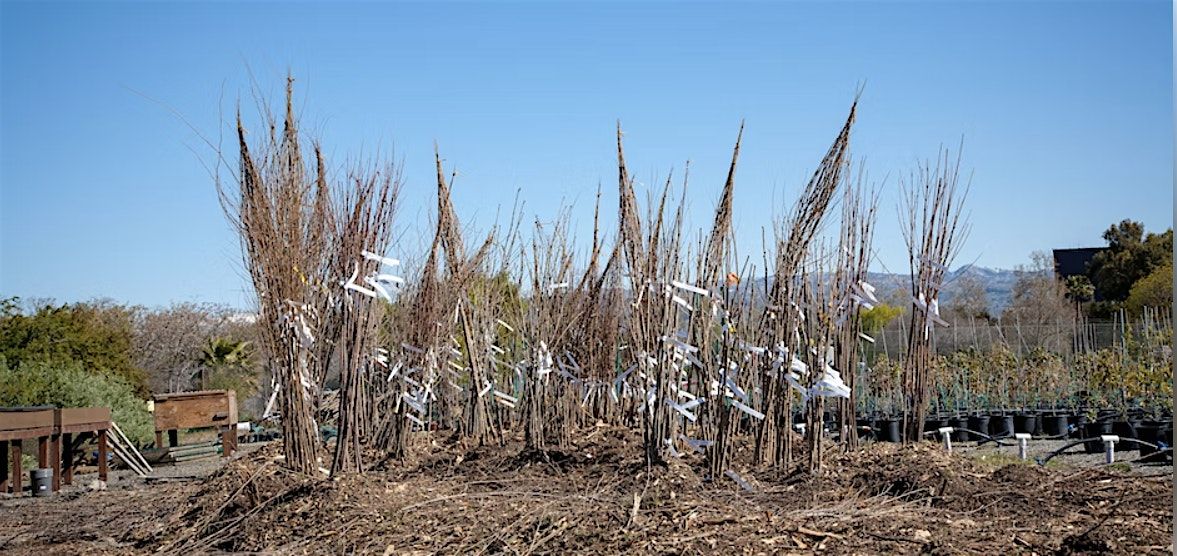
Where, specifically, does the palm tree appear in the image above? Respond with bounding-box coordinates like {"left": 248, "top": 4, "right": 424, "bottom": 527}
{"left": 1064, "top": 276, "right": 1096, "bottom": 352}
{"left": 196, "top": 337, "right": 252, "bottom": 390}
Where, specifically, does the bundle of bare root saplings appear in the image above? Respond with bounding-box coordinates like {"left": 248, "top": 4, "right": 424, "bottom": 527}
{"left": 4, "top": 80, "right": 1165, "bottom": 554}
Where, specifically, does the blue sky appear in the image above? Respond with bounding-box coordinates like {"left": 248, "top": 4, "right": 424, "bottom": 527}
{"left": 1, "top": 1, "right": 1172, "bottom": 309}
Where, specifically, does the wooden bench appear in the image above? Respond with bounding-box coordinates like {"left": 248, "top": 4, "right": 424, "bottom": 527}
{"left": 0, "top": 407, "right": 111, "bottom": 495}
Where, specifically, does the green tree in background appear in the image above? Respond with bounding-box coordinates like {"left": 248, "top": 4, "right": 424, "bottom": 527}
{"left": 0, "top": 298, "right": 147, "bottom": 395}
{"left": 1064, "top": 275, "right": 1095, "bottom": 304}
{"left": 1088, "top": 220, "right": 1172, "bottom": 301}
{"left": 861, "top": 303, "right": 903, "bottom": 333}
{"left": 1125, "top": 263, "right": 1173, "bottom": 315}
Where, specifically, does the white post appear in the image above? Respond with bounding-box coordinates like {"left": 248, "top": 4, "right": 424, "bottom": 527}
{"left": 1101, "top": 435, "right": 1119, "bottom": 464}
{"left": 939, "top": 427, "right": 954, "bottom": 453}
{"left": 1015, "top": 433, "right": 1031, "bottom": 460}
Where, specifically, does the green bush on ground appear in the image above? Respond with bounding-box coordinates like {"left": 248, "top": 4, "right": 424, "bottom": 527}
{"left": 0, "top": 358, "right": 153, "bottom": 446}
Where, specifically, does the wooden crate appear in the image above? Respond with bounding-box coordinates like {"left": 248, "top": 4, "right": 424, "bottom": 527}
{"left": 153, "top": 390, "right": 238, "bottom": 431}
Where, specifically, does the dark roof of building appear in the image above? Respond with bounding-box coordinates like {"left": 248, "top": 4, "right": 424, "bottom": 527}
{"left": 1051, "top": 247, "right": 1107, "bottom": 278}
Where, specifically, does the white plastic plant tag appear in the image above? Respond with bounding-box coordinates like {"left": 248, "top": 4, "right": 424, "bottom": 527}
{"left": 724, "top": 470, "right": 755, "bottom": 492}
{"left": 672, "top": 280, "right": 710, "bottom": 297}
{"left": 731, "top": 400, "right": 764, "bottom": 420}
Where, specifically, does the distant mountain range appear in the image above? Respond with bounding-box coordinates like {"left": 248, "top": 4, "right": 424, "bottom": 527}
{"left": 740, "top": 265, "right": 1021, "bottom": 314}
{"left": 864, "top": 265, "right": 1019, "bottom": 314}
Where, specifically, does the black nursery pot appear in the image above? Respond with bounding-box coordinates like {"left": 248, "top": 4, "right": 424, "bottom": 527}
{"left": 1111, "top": 420, "right": 1139, "bottom": 452}
{"left": 856, "top": 418, "right": 876, "bottom": 441}
{"left": 1137, "top": 423, "right": 1161, "bottom": 457}
{"left": 1041, "top": 414, "right": 1069, "bottom": 438}
{"left": 1014, "top": 413, "right": 1039, "bottom": 436}
{"left": 923, "top": 416, "right": 946, "bottom": 430}
{"left": 1082, "top": 421, "right": 1113, "bottom": 454}
{"left": 1034, "top": 412, "right": 1048, "bottom": 436}
{"left": 948, "top": 416, "right": 969, "bottom": 442}
{"left": 876, "top": 419, "right": 902, "bottom": 443}
{"left": 1067, "top": 413, "right": 1089, "bottom": 439}
{"left": 967, "top": 415, "right": 991, "bottom": 441}
{"left": 989, "top": 415, "right": 1015, "bottom": 438}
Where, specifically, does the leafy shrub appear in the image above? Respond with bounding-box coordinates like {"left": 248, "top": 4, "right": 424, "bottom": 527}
{"left": 0, "top": 358, "right": 153, "bottom": 445}
{"left": 0, "top": 298, "right": 147, "bottom": 395}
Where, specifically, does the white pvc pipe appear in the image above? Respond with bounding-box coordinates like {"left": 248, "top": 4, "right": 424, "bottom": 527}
{"left": 939, "top": 427, "right": 954, "bottom": 453}
{"left": 1102, "top": 435, "right": 1119, "bottom": 464}
{"left": 1015, "top": 433, "right": 1031, "bottom": 460}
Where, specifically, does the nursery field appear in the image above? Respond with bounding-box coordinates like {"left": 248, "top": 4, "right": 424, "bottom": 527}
{"left": 0, "top": 430, "right": 1171, "bottom": 555}
{"left": 7, "top": 83, "right": 1168, "bottom": 555}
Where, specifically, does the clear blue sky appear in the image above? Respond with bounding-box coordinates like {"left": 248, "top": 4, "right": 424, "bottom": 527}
{"left": 1, "top": 1, "right": 1172, "bottom": 309}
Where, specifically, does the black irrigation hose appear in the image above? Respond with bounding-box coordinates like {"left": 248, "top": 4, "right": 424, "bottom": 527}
{"left": 1036, "top": 437, "right": 1165, "bottom": 466}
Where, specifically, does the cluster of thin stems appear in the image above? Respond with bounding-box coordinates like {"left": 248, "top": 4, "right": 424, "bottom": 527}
{"left": 224, "top": 82, "right": 968, "bottom": 479}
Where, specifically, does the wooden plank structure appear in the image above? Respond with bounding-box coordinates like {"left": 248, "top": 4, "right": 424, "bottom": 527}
{"left": 1, "top": 406, "right": 111, "bottom": 495}
{"left": 57, "top": 407, "right": 113, "bottom": 489}
{"left": 152, "top": 390, "right": 238, "bottom": 457}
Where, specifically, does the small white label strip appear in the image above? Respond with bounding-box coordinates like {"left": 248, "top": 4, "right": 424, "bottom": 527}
{"left": 681, "top": 435, "right": 713, "bottom": 453}
{"left": 738, "top": 341, "right": 766, "bottom": 355}
{"left": 683, "top": 351, "right": 704, "bottom": 370}
{"left": 859, "top": 332, "right": 875, "bottom": 343}
{"left": 671, "top": 280, "right": 710, "bottom": 297}
{"left": 405, "top": 413, "right": 424, "bottom": 427}
{"left": 362, "top": 250, "right": 401, "bottom": 268}
{"left": 401, "top": 392, "right": 425, "bottom": 414}
{"left": 548, "top": 282, "right": 569, "bottom": 292}
{"left": 341, "top": 264, "right": 378, "bottom": 298}
{"left": 662, "top": 336, "right": 699, "bottom": 353}
{"left": 725, "top": 377, "right": 749, "bottom": 403}
{"left": 479, "top": 381, "right": 492, "bottom": 398}
{"left": 731, "top": 400, "right": 764, "bottom": 420}
{"left": 363, "top": 276, "right": 393, "bottom": 302}
{"left": 614, "top": 363, "right": 637, "bottom": 387}
{"left": 375, "top": 273, "right": 405, "bottom": 286}
{"left": 724, "top": 470, "right": 755, "bottom": 492}
{"left": 666, "top": 397, "right": 697, "bottom": 422}
{"left": 849, "top": 293, "right": 874, "bottom": 311}
{"left": 564, "top": 351, "right": 582, "bottom": 371}
{"left": 666, "top": 438, "right": 681, "bottom": 458}
{"left": 386, "top": 361, "right": 403, "bottom": 382}
{"left": 493, "top": 390, "right": 518, "bottom": 404}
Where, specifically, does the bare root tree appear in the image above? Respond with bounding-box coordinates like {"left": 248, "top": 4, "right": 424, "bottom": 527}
{"left": 899, "top": 148, "right": 970, "bottom": 443}
{"left": 220, "top": 78, "right": 337, "bottom": 474}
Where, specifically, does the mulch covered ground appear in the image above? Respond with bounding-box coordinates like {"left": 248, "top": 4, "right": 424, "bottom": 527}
{"left": 0, "top": 425, "right": 1171, "bottom": 554}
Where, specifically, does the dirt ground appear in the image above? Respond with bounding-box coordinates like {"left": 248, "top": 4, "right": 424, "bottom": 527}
{"left": 0, "top": 428, "right": 1171, "bottom": 555}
